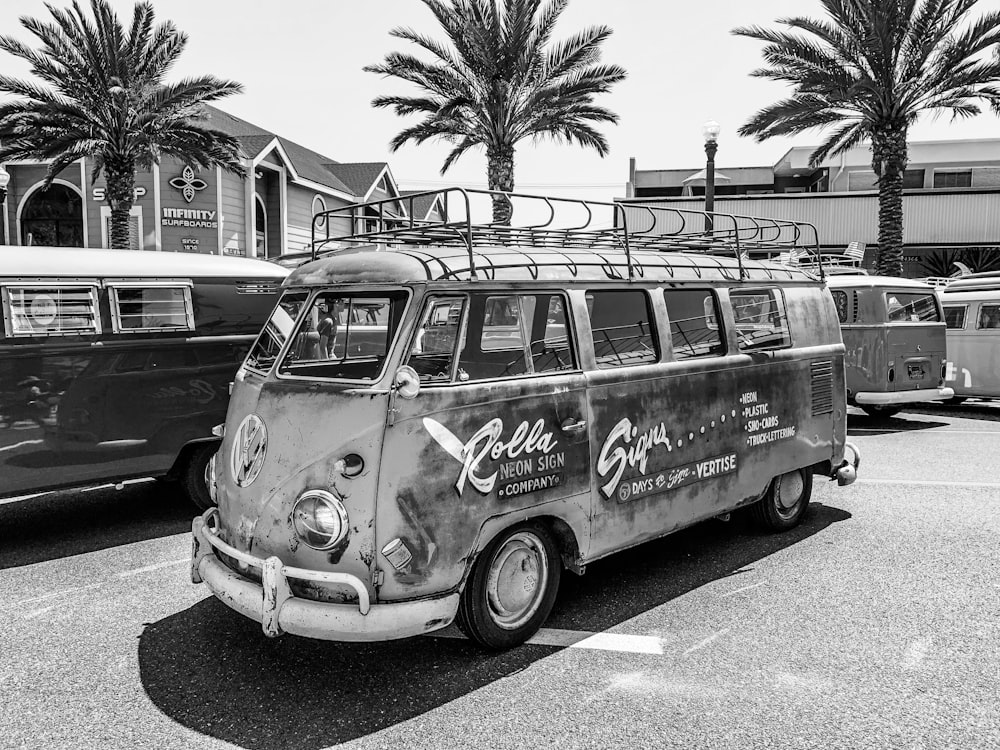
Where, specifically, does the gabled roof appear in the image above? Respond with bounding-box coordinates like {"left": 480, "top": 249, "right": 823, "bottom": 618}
{"left": 199, "top": 105, "right": 367, "bottom": 197}
{"left": 327, "top": 163, "right": 390, "bottom": 198}
{"left": 400, "top": 190, "right": 446, "bottom": 221}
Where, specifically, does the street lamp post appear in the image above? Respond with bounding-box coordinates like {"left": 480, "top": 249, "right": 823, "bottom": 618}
{"left": 0, "top": 165, "right": 9, "bottom": 245}
{"left": 702, "top": 120, "right": 720, "bottom": 232}
{"left": 0, "top": 164, "right": 10, "bottom": 205}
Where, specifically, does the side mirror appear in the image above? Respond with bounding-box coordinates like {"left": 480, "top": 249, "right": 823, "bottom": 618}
{"left": 394, "top": 365, "right": 421, "bottom": 399}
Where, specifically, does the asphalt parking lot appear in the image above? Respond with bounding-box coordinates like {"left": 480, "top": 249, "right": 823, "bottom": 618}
{"left": 2, "top": 403, "right": 998, "bottom": 750}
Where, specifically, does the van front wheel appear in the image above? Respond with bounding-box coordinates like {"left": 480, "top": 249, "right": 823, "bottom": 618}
{"left": 752, "top": 468, "right": 813, "bottom": 532}
{"left": 182, "top": 443, "right": 217, "bottom": 511}
{"left": 457, "top": 523, "right": 561, "bottom": 650}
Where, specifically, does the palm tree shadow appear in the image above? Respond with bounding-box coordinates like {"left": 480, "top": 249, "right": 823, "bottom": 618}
{"left": 138, "top": 503, "right": 850, "bottom": 749}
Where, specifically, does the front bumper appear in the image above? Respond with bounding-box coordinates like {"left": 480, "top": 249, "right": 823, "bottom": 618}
{"left": 191, "top": 509, "right": 458, "bottom": 642}
{"left": 854, "top": 387, "right": 954, "bottom": 405}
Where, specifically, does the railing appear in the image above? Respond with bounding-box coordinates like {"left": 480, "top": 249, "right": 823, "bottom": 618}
{"left": 310, "top": 188, "right": 823, "bottom": 281}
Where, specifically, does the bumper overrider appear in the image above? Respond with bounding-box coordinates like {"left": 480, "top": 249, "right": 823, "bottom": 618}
{"left": 191, "top": 508, "right": 459, "bottom": 642}
{"left": 832, "top": 441, "right": 862, "bottom": 487}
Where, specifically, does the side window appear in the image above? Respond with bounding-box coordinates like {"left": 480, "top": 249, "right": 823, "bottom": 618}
{"left": 977, "top": 304, "right": 1000, "bottom": 330}
{"left": 831, "top": 290, "right": 849, "bottom": 324}
{"left": 458, "top": 293, "right": 576, "bottom": 381}
{"left": 407, "top": 297, "right": 467, "bottom": 383}
{"left": 731, "top": 288, "right": 791, "bottom": 351}
{"left": 943, "top": 305, "right": 967, "bottom": 329}
{"left": 587, "top": 290, "right": 658, "bottom": 368}
{"left": 109, "top": 284, "right": 194, "bottom": 332}
{"left": 664, "top": 289, "right": 725, "bottom": 360}
{"left": 2, "top": 285, "right": 101, "bottom": 337}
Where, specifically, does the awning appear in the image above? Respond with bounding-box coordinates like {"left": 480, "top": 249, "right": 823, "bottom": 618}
{"left": 682, "top": 169, "right": 732, "bottom": 183}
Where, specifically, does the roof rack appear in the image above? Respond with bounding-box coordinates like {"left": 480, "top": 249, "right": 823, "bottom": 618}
{"left": 310, "top": 188, "right": 823, "bottom": 281}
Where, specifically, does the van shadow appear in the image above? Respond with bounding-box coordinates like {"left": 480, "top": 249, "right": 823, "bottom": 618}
{"left": 846, "top": 412, "right": 949, "bottom": 436}
{"left": 0, "top": 481, "right": 193, "bottom": 570}
{"left": 137, "top": 503, "right": 851, "bottom": 750}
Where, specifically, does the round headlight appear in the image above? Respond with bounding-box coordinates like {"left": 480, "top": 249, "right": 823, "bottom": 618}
{"left": 292, "top": 490, "right": 349, "bottom": 550}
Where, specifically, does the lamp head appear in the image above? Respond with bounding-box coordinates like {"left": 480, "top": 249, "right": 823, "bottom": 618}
{"left": 0, "top": 165, "right": 10, "bottom": 190}
{"left": 702, "top": 120, "right": 721, "bottom": 144}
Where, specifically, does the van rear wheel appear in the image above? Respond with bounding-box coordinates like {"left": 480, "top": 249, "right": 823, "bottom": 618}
{"left": 751, "top": 468, "right": 812, "bottom": 532}
{"left": 457, "top": 523, "right": 561, "bottom": 650}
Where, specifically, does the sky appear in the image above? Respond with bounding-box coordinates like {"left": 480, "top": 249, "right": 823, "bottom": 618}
{"left": 3, "top": 0, "right": 1000, "bottom": 205}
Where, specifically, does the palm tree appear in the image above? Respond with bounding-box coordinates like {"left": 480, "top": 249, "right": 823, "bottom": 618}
{"left": 365, "top": 0, "right": 626, "bottom": 223}
{"left": 0, "top": 0, "right": 245, "bottom": 249}
{"left": 734, "top": 0, "right": 1000, "bottom": 276}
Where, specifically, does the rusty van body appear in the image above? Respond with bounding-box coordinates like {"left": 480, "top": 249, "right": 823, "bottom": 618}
{"left": 823, "top": 273, "right": 952, "bottom": 418}
{"left": 938, "top": 272, "right": 1000, "bottom": 401}
{"left": 191, "top": 189, "right": 860, "bottom": 650}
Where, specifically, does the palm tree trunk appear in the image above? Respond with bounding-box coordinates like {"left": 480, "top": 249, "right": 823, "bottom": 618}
{"left": 872, "top": 127, "right": 907, "bottom": 277}
{"left": 105, "top": 158, "right": 136, "bottom": 250}
{"left": 487, "top": 145, "right": 515, "bottom": 225}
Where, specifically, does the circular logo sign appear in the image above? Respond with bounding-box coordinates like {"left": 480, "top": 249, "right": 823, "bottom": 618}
{"left": 230, "top": 414, "right": 267, "bottom": 487}
{"left": 30, "top": 294, "right": 57, "bottom": 327}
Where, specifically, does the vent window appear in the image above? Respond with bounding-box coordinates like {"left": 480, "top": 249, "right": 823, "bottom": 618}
{"left": 109, "top": 283, "right": 194, "bottom": 333}
{"left": 2, "top": 284, "right": 101, "bottom": 337}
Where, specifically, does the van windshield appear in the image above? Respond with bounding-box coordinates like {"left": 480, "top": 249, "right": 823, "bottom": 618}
{"left": 278, "top": 291, "right": 408, "bottom": 380}
{"left": 885, "top": 291, "right": 940, "bottom": 323}
{"left": 244, "top": 292, "right": 308, "bottom": 372}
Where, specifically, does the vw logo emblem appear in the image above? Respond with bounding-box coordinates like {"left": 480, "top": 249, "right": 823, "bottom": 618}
{"left": 231, "top": 414, "right": 267, "bottom": 487}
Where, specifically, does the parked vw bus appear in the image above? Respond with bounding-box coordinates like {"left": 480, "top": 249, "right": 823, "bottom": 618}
{"left": 938, "top": 272, "right": 1000, "bottom": 402}
{"left": 191, "top": 190, "right": 859, "bottom": 650}
{"left": 824, "top": 273, "right": 952, "bottom": 418}
{"left": 0, "top": 246, "right": 287, "bottom": 506}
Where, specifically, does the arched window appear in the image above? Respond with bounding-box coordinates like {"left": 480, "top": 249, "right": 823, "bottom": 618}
{"left": 21, "top": 184, "right": 84, "bottom": 246}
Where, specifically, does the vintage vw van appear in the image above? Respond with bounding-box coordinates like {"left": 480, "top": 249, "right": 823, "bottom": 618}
{"left": 191, "top": 190, "right": 859, "bottom": 649}
{"left": 938, "top": 272, "right": 1000, "bottom": 402}
{"left": 824, "top": 273, "right": 952, "bottom": 418}
{"left": 0, "top": 246, "right": 286, "bottom": 506}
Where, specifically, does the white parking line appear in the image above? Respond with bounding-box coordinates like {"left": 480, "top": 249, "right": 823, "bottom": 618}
{"left": 117, "top": 558, "right": 188, "bottom": 578}
{"left": 858, "top": 478, "right": 1000, "bottom": 489}
{"left": 13, "top": 558, "right": 189, "bottom": 609}
{"left": 433, "top": 626, "right": 666, "bottom": 654}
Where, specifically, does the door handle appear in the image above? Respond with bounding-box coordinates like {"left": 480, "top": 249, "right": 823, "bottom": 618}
{"left": 560, "top": 417, "right": 587, "bottom": 435}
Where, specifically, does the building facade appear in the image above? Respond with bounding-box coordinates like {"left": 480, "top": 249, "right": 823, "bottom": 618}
{"left": 0, "top": 106, "right": 431, "bottom": 258}
{"left": 624, "top": 139, "right": 1000, "bottom": 278}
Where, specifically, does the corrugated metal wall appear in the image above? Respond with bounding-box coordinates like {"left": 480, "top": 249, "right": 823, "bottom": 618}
{"left": 628, "top": 191, "right": 1000, "bottom": 245}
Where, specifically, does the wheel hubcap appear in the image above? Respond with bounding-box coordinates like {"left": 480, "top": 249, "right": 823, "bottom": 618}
{"left": 486, "top": 531, "right": 548, "bottom": 630}
{"left": 775, "top": 470, "right": 805, "bottom": 517}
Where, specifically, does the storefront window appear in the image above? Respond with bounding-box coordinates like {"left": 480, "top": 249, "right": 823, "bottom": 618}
{"left": 21, "top": 184, "right": 84, "bottom": 247}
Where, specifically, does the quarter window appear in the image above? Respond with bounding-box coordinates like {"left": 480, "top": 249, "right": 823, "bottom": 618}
{"left": 731, "top": 288, "right": 791, "bottom": 350}
{"left": 109, "top": 284, "right": 194, "bottom": 332}
{"left": 663, "top": 289, "right": 725, "bottom": 359}
{"left": 885, "top": 292, "right": 941, "bottom": 322}
{"left": 943, "top": 305, "right": 967, "bottom": 329}
{"left": 2, "top": 285, "right": 101, "bottom": 337}
{"left": 977, "top": 304, "right": 1000, "bottom": 330}
{"left": 587, "top": 290, "right": 658, "bottom": 368}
